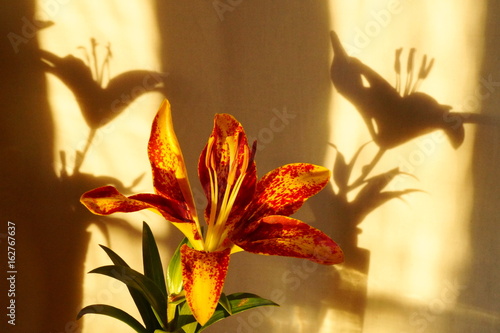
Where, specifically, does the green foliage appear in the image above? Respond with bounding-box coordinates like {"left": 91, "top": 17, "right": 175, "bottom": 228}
{"left": 175, "top": 292, "right": 279, "bottom": 333}
{"left": 89, "top": 265, "right": 168, "bottom": 327}
{"left": 99, "top": 244, "right": 163, "bottom": 330}
{"left": 78, "top": 222, "right": 279, "bottom": 332}
{"left": 167, "top": 237, "right": 189, "bottom": 296}
{"left": 77, "top": 304, "right": 149, "bottom": 333}
{"left": 143, "top": 222, "right": 168, "bottom": 299}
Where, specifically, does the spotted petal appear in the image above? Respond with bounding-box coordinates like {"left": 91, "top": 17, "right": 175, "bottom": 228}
{"left": 148, "top": 99, "right": 199, "bottom": 226}
{"left": 80, "top": 185, "right": 189, "bottom": 221}
{"left": 242, "top": 164, "right": 331, "bottom": 229}
{"left": 198, "top": 113, "right": 257, "bottom": 226}
{"left": 235, "top": 215, "right": 344, "bottom": 265}
{"left": 180, "top": 245, "right": 231, "bottom": 326}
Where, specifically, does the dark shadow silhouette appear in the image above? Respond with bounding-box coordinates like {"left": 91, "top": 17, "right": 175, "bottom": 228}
{"left": 458, "top": 2, "right": 500, "bottom": 331}
{"left": 331, "top": 30, "right": 499, "bottom": 152}
{"left": 0, "top": 4, "right": 169, "bottom": 331}
{"left": 40, "top": 42, "right": 168, "bottom": 165}
{"left": 40, "top": 45, "right": 167, "bottom": 130}
{"left": 328, "top": 29, "right": 500, "bottom": 332}
{"left": 0, "top": 3, "right": 75, "bottom": 332}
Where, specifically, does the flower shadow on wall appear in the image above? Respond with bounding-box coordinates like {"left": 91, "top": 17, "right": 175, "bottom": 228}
{"left": 40, "top": 36, "right": 171, "bottom": 240}
{"left": 327, "top": 30, "right": 500, "bottom": 331}
{"left": 22, "top": 34, "right": 169, "bottom": 332}
{"left": 40, "top": 38, "right": 169, "bottom": 171}
{"left": 1, "top": 14, "right": 170, "bottom": 330}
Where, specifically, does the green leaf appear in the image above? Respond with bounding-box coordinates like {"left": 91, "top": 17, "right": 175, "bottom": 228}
{"left": 218, "top": 293, "right": 232, "bottom": 315}
{"left": 176, "top": 292, "right": 279, "bottom": 332}
{"left": 182, "top": 323, "right": 199, "bottom": 333}
{"left": 89, "top": 265, "right": 168, "bottom": 327}
{"left": 100, "top": 244, "right": 130, "bottom": 266}
{"left": 200, "top": 292, "right": 279, "bottom": 331}
{"left": 172, "top": 292, "right": 233, "bottom": 331}
{"left": 166, "top": 294, "right": 187, "bottom": 331}
{"left": 226, "top": 292, "right": 279, "bottom": 316}
{"left": 174, "top": 301, "right": 199, "bottom": 333}
{"left": 77, "top": 304, "right": 148, "bottom": 333}
{"left": 167, "top": 237, "right": 189, "bottom": 296}
{"left": 180, "top": 320, "right": 199, "bottom": 333}
{"left": 99, "top": 245, "right": 162, "bottom": 331}
{"left": 142, "top": 222, "right": 168, "bottom": 298}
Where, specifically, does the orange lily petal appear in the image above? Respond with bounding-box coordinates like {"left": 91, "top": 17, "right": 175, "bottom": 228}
{"left": 198, "top": 113, "right": 256, "bottom": 225}
{"left": 244, "top": 163, "right": 330, "bottom": 225}
{"left": 235, "top": 215, "right": 344, "bottom": 265}
{"left": 81, "top": 186, "right": 204, "bottom": 249}
{"left": 180, "top": 245, "right": 231, "bottom": 325}
{"left": 148, "top": 100, "right": 199, "bottom": 225}
{"left": 81, "top": 186, "right": 188, "bottom": 221}
{"left": 199, "top": 114, "right": 257, "bottom": 252}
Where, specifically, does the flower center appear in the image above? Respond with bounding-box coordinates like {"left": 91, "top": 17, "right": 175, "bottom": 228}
{"left": 204, "top": 134, "right": 250, "bottom": 252}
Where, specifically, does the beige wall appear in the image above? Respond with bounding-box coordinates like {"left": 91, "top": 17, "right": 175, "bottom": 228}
{"left": 0, "top": 1, "right": 498, "bottom": 332}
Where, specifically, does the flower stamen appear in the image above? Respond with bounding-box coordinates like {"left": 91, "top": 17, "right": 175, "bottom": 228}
{"left": 205, "top": 137, "right": 220, "bottom": 250}
{"left": 206, "top": 136, "right": 250, "bottom": 252}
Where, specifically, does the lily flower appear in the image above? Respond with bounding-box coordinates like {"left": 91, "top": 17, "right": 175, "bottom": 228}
{"left": 81, "top": 99, "right": 344, "bottom": 325}
{"left": 330, "top": 31, "right": 465, "bottom": 149}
